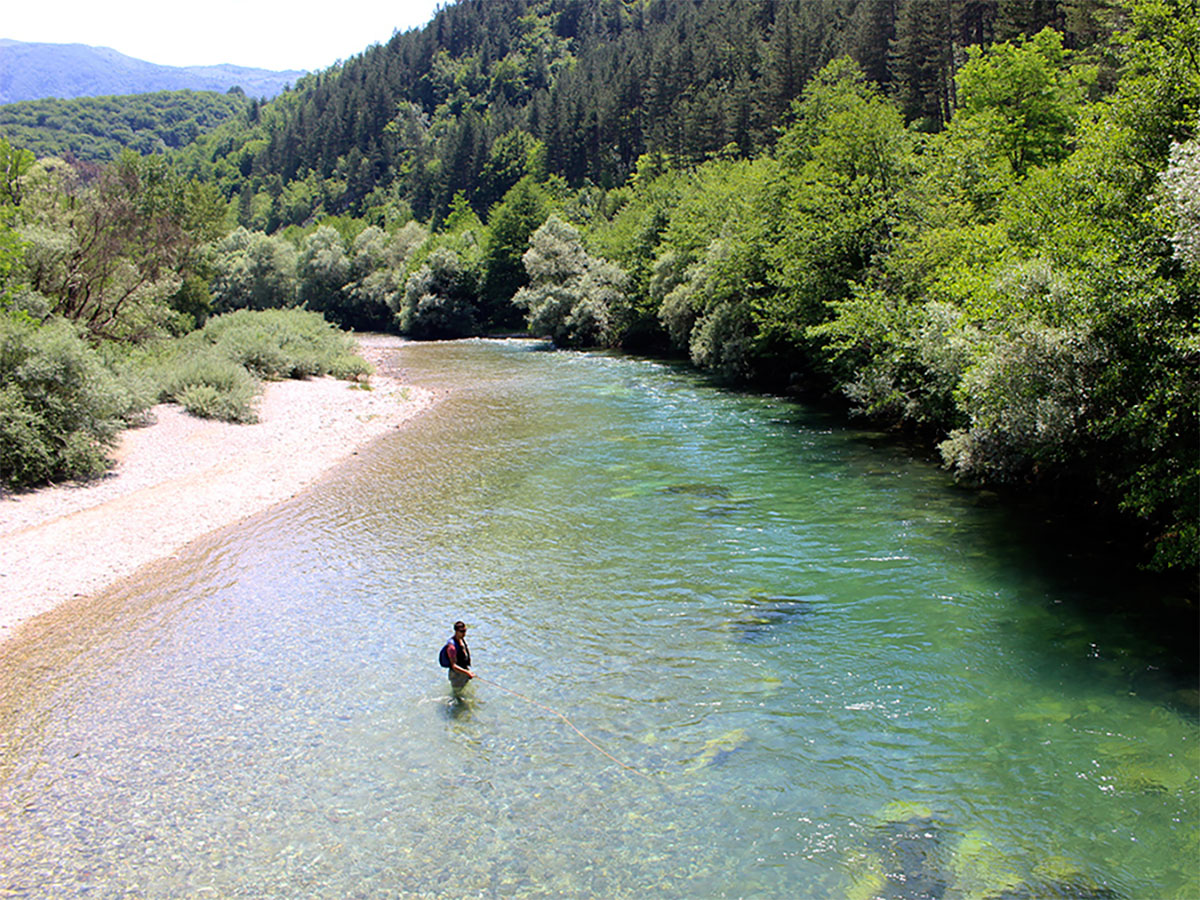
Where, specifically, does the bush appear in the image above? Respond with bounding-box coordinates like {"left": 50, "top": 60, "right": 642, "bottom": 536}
{"left": 194, "top": 308, "right": 369, "bottom": 381}
{"left": 175, "top": 382, "right": 254, "bottom": 422}
{"left": 0, "top": 315, "right": 137, "bottom": 487}
{"left": 150, "top": 308, "right": 371, "bottom": 422}
{"left": 157, "top": 348, "right": 258, "bottom": 422}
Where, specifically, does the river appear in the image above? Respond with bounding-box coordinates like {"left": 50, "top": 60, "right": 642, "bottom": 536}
{"left": 1, "top": 338, "right": 1196, "bottom": 898}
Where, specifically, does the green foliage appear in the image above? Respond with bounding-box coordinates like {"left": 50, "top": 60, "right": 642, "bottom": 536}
{"left": 514, "top": 215, "right": 628, "bottom": 348}
{"left": 0, "top": 90, "right": 249, "bottom": 162}
{"left": 180, "top": 0, "right": 1079, "bottom": 230}
{"left": 0, "top": 315, "right": 146, "bottom": 487}
{"left": 766, "top": 58, "right": 914, "bottom": 357}
{"left": 297, "top": 225, "right": 350, "bottom": 319}
{"left": 0, "top": 137, "right": 33, "bottom": 309}
{"left": 14, "top": 151, "right": 228, "bottom": 341}
{"left": 155, "top": 308, "right": 371, "bottom": 422}
{"left": 479, "top": 177, "right": 555, "bottom": 327}
{"left": 158, "top": 349, "right": 259, "bottom": 422}
{"left": 396, "top": 247, "right": 480, "bottom": 339}
{"left": 191, "top": 308, "right": 368, "bottom": 381}
{"left": 953, "top": 28, "right": 1095, "bottom": 175}
{"left": 209, "top": 227, "right": 298, "bottom": 312}
{"left": 337, "top": 223, "right": 426, "bottom": 331}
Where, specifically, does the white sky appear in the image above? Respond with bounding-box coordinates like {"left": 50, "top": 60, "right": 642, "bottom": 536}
{"left": 3, "top": 1, "right": 446, "bottom": 72}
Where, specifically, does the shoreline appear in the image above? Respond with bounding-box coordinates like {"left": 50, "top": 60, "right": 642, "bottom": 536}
{"left": 0, "top": 334, "right": 434, "bottom": 647}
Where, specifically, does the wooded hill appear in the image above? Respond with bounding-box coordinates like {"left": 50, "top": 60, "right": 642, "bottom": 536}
{"left": 0, "top": 90, "right": 251, "bottom": 162}
{"left": 177, "top": 0, "right": 1120, "bottom": 231}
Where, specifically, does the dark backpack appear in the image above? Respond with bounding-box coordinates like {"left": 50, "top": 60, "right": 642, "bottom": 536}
{"left": 438, "top": 640, "right": 452, "bottom": 668}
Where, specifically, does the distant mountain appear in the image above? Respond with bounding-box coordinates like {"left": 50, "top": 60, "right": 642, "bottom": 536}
{"left": 0, "top": 39, "right": 304, "bottom": 104}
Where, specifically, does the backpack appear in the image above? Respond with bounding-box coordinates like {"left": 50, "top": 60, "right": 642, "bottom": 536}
{"left": 438, "top": 640, "right": 452, "bottom": 668}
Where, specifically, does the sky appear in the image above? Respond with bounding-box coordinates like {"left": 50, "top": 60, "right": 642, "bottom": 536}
{"left": 3, "top": 0, "right": 447, "bottom": 72}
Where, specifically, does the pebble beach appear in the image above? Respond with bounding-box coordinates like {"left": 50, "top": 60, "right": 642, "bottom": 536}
{"left": 0, "top": 334, "right": 434, "bottom": 646}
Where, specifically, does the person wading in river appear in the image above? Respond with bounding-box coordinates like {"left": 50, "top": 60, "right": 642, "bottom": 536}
{"left": 443, "top": 621, "right": 474, "bottom": 691}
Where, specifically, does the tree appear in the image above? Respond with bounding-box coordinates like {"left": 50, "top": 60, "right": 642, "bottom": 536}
{"left": 953, "top": 28, "right": 1095, "bottom": 175}
{"left": 396, "top": 247, "right": 480, "bottom": 338}
{"left": 0, "top": 138, "right": 33, "bottom": 309}
{"left": 514, "top": 215, "right": 628, "bottom": 348}
{"left": 476, "top": 128, "right": 548, "bottom": 210}
{"left": 297, "top": 225, "right": 350, "bottom": 320}
{"left": 766, "top": 58, "right": 914, "bottom": 357}
{"left": 339, "top": 223, "right": 428, "bottom": 330}
{"left": 478, "top": 176, "right": 555, "bottom": 328}
{"left": 19, "top": 152, "right": 227, "bottom": 341}
{"left": 209, "top": 227, "right": 299, "bottom": 312}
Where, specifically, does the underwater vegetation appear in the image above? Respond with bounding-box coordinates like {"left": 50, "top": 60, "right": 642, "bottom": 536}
{"left": 844, "top": 802, "right": 1122, "bottom": 900}
{"left": 657, "top": 482, "right": 734, "bottom": 499}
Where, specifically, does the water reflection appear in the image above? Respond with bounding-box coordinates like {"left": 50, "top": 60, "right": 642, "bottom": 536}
{"left": 0, "top": 339, "right": 1195, "bottom": 899}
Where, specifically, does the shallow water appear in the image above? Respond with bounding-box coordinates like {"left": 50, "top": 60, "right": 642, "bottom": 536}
{"left": 1, "top": 339, "right": 1196, "bottom": 899}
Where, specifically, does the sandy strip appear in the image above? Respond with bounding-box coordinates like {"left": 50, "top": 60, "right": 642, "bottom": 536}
{"left": 0, "top": 334, "right": 434, "bottom": 646}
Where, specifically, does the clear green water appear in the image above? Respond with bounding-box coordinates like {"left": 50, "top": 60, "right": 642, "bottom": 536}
{"left": 1, "top": 339, "right": 1196, "bottom": 899}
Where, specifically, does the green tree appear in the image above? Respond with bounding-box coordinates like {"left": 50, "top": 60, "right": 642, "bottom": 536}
{"left": 18, "top": 152, "right": 226, "bottom": 341}
{"left": 209, "top": 227, "right": 298, "bottom": 312}
{"left": 514, "top": 215, "right": 628, "bottom": 348}
{"left": 765, "top": 58, "right": 914, "bottom": 360}
{"left": 0, "top": 138, "right": 33, "bottom": 309}
{"left": 396, "top": 247, "right": 479, "bottom": 338}
{"left": 297, "top": 225, "right": 351, "bottom": 320}
{"left": 478, "top": 176, "right": 555, "bottom": 328}
{"left": 953, "top": 28, "right": 1095, "bottom": 175}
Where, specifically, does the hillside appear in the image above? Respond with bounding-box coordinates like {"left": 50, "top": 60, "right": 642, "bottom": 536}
{"left": 0, "top": 39, "right": 303, "bottom": 104}
{"left": 176, "top": 0, "right": 1112, "bottom": 231}
{"left": 0, "top": 90, "right": 251, "bottom": 161}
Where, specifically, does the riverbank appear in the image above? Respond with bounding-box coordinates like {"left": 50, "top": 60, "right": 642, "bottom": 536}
{"left": 0, "top": 334, "right": 433, "bottom": 647}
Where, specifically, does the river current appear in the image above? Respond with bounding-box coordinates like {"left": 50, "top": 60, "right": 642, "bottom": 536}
{"left": 1, "top": 338, "right": 1196, "bottom": 898}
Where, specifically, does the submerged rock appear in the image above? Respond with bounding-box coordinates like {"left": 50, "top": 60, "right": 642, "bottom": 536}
{"left": 683, "top": 728, "right": 750, "bottom": 773}
{"left": 726, "top": 593, "right": 817, "bottom": 642}
{"left": 841, "top": 805, "right": 1123, "bottom": 900}
{"left": 658, "top": 482, "right": 733, "bottom": 498}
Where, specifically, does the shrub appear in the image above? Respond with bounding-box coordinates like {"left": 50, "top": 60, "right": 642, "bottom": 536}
{"left": 175, "top": 383, "right": 254, "bottom": 422}
{"left": 0, "top": 315, "right": 134, "bottom": 487}
{"left": 194, "top": 308, "right": 369, "bottom": 381}
{"left": 157, "top": 349, "right": 258, "bottom": 423}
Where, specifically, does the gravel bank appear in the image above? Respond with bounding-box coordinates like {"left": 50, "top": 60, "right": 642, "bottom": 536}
{"left": 0, "top": 334, "right": 434, "bottom": 645}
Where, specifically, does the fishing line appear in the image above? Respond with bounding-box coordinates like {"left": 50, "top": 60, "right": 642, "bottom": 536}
{"left": 472, "top": 674, "right": 656, "bottom": 783}
{"left": 414, "top": 609, "right": 657, "bottom": 782}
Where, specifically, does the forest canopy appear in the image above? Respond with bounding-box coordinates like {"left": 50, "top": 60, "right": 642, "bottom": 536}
{"left": 0, "top": 90, "right": 251, "bottom": 162}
